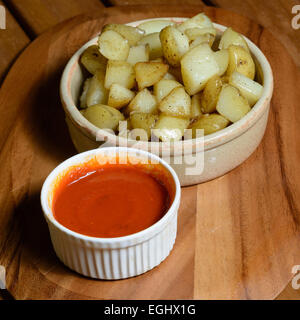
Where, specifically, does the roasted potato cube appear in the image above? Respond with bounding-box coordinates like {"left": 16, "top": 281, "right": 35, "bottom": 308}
{"left": 127, "top": 44, "right": 150, "bottom": 65}
{"left": 160, "top": 26, "right": 189, "bottom": 67}
{"left": 130, "top": 112, "right": 159, "bottom": 140}
{"left": 153, "top": 114, "right": 190, "bottom": 142}
{"left": 102, "top": 23, "right": 145, "bottom": 46}
{"left": 219, "top": 27, "right": 250, "bottom": 52}
{"left": 80, "top": 78, "right": 92, "bottom": 108}
{"left": 177, "top": 13, "right": 214, "bottom": 33}
{"left": 86, "top": 70, "right": 108, "bottom": 107}
{"left": 191, "top": 94, "right": 203, "bottom": 118}
{"left": 190, "top": 113, "right": 229, "bottom": 137}
{"left": 189, "top": 34, "right": 215, "bottom": 49}
{"left": 118, "top": 118, "right": 132, "bottom": 137}
{"left": 226, "top": 45, "right": 255, "bottom": 79}
{"left": 84, "top": 104, "right": 124, "bottom": 131}
{"left": 163, "top": 72, "right": 177, "bottom": 80}
{"left": 181, "top": 43, "right": 219, "bottom": 95}
{"left": 107, "top": 84, "right": 135, "bottom": 109}
{"left": 185, "top": 27, "right": 216, "bottom": 45}
{"left": 80, "top": 45, "right": 107, "bottom": 75}
{"left": 98, "top": 30, "right": 130, "bottom": 61}
{"left": 213, "top": 49, "right": 229, "bottom": 76}
{"left": 158, "top": 86, "right": 191, "bottom": 118}
{"left": 134, "top": 61, "right": 168, "bottom": 90}
{"left": 153, "top": 79, "right": 182, "bottom": 102}
{"left": 127, "top": 88, "right": 157, "bottom": 114}
{"left": 104, "top": 60, "right": 135, "bottom": 90}
{"left": 79, "top": 14, "right": 261, "bottom": 139}
{"left": 201, "top": 75, "right": 223, "bottom": 113}
{"left": 150, "top": 57, "right": 164, "bottom": 63}
{"left": 138, "top": 33, "right": 163, "bottom": 60}
{"left": 229, "top": 71, "right": 263, "bottom": 106}
{"left": 138, "top": 20, "right": 174, "bottom": 35}
{"left": 216, "top": 84, "right": 251, "bottom": 122}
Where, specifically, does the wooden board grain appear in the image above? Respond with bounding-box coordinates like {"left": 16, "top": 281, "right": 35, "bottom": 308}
{"left": 110, "top": 0, "right": 300, "bottom": 70}
{"left": 276, "top": 281, "right": 300, "bottom": 300}
{"left": 0, "top": 0, "right": 30, "bottom": 83}
{"left": 110, "top": 0, "right": 201, "bottom": 6}
{"left": 0, "top": 5, "right": 299, "bottom": 300}
{"left": 211, "top": 0, "right": 300, "bottom": 68}
{"left": 5, "top": 0, "right": 105, "bottom": 36}
{"left": 194, "top": 8, "right": 300, "bottom": 297}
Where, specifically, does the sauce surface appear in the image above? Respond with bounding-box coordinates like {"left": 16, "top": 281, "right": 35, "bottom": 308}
{"left": 52, "top": 161, "right": 172, "bottom": 238}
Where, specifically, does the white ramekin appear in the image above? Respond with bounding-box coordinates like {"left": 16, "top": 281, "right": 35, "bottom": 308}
{"left": 60, "top": 18, "right": 273, "bottom": 186}
{"left": 40, "top": 147, "right": 181, "bottom": 280}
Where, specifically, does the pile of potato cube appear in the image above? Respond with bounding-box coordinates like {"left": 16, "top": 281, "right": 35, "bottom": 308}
{"left": 79, "top": 13, "right": 263, "bottom": 142}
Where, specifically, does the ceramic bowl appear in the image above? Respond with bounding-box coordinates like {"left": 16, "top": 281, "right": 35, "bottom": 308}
{"left": 60, "top": 18, "right": 273, "bottom": 186}
{"left": 41, "top": 147, "right": 181, "bottom": 280}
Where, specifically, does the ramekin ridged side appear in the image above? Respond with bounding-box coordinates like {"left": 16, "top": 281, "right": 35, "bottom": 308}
{"left": 47, "top": 210, "right": 177, "bottom": 279}
{"left": 41, "top": 147, "right": 181, "bottom": 280}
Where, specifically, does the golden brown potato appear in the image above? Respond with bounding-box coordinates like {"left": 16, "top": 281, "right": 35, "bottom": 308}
{"left": 80, "top": 78, "right": 92, "bottom": 108}
{"left": 163, "top": 72, "right": 177, "bottom": 80}
{"left": 177, "top": 13, "right": 214, "bottom": 33}
{"left": 84, "top": 104, "right": 124, "bottom": 130}
{"left": 218, "top": 27, "right": 249, "bottom": 52}
{"left": 80, "top": 45, "right": 107, "bottom": 75}
{"left": 102, "top": 23, "right": 145, "bottom": 46}
{"left": 118, "top": 118, "right": 132, "bottom": 137}
{"left": 78, "top": 14, "right": 262, "bottom": 139}
{"left": 185, "top": 27, "right": 216, "bottom": 42}
{"left": 226, "top": 45, "right": 255, "bottom": 79}
{"left": 98, "top": 30, "right": 130, "bottom": 61}
{"left": 190, "top": 113, "right": 230, "bottom": 137}
{"left": 160, "top": 26, "right": 189, "bottom": 67}
{"left": 127, "top": 44, "right": 150, "bottom": 65}
{"left": 107, "top": 83, "right": 135, "bottom": 109}
{"left": 189, "top": 34, "right": 215, "bottom": 49}
{"left": 130, "top": 112, "right": 159, "bottom": 140}
{"left": 137, "top": 33, "right": 163, "bottom": 60}
{"left": 216, "top": 84, "right": 251, "bottom": 122}
{"left": 153, "top": 114, "right": 190, "bottom": 142}
{"left": 153, "top": 79, "right": 182, "bottom": 102}
{"left": 150, "top": 57, "right": 164, "bottom": 63}
{"left": 104, "top": 60, "right": 135, "bottom": 90}
{"left": 134, "top": 61, "right": 168, "bottom": 90}
{"left": 229, "top": 71, "right": 263, "bottom": 106}
{"left": 138, "top": 20, "right": 174, "bottom": 35}
{"left": 158, "top": 86, "right": 191, "bottom": 118}
{"left": 127, "top": 88, "right": 157, "bottom": 114}
{"left": 181, "top": 43, "right": 219, "bottom": 95}
{"left": 185, "top": 27, "right": 216, "bottom": 48}
{"left": 213, "top": 49, "right": 229, "bottom": 76}
{"left": 201, "top": 75, "right": 223, "bottom": 113}
{"left": 190, "top": 94, "right": 203, "bottom": 118}
{"left": 86, "top": 70, "right": 108, "bottom": 107}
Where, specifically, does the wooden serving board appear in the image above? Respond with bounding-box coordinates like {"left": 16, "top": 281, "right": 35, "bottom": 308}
{"left": 0, "top": 5, "right": 299, "bottom": 300}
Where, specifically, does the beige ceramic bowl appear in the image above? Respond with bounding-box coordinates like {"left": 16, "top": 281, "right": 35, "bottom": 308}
{"left": 60, "top": 18, "right": 273, "bottom": 186}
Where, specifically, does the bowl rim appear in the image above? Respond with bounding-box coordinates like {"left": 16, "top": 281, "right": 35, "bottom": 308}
{"left": 60, "top": 17, "right": 274, "bottom": 152}
{"left": 40, "top": 147, "right": 181, "bottom": 245}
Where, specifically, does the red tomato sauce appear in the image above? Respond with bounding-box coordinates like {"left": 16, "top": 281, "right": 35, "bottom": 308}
{"left": 52, "top": 159, "right": 174, "bottom": 238}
